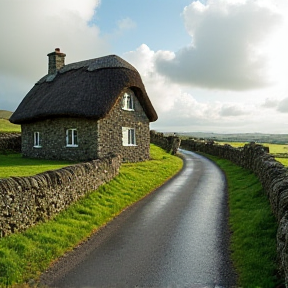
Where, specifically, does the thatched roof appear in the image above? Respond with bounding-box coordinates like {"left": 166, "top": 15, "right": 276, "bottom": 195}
{"left": 10, "top": 55, "right": 157, "bottom": 124}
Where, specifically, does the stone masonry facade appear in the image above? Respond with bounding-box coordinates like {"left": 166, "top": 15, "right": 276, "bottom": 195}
{"left": 97, "top": 89, "right": 150, "bottom": 162}
{"left": 21, "top": 89, "right": 150, "bottom": 162}
{"left": 22, "top": 118, "right": 99, "bottom": 161}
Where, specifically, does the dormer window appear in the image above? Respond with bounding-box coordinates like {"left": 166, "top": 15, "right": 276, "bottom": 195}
{"left": 122, "top": 90, "right": 134, "bottom": 111}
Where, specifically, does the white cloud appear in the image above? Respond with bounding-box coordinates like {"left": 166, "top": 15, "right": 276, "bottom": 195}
{"left": 0, "top": 0, "right": 109, "bottom": 111}
{"left": 220, "top": 105, "right": 250, "bottom": 117}
{"left": 154, "top": 0, "right": 284, "bottom": 91}
{"left": 123, "top": 44, "right": 286, "bottom": 133}
{"left": 117, "top": 17, "right": 137, "bottom": 31}
{"left": 277, "top": 98, "right": 288, "bottom": 113}
{"left": 261, "top": 98, "right": 279, "bottom": 109}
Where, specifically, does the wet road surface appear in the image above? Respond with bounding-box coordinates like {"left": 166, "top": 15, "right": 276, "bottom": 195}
{"left": 41, "top": 149, "right": 237, "bottom": 287}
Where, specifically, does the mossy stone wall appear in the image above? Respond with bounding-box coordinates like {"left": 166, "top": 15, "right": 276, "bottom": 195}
{"left": 0, "top": 155, "right": 121, "bottom": 237}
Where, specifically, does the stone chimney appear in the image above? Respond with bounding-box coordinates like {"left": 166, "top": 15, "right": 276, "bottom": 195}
{"left": 47, "top": 48, "right": 66, "bottom": 75}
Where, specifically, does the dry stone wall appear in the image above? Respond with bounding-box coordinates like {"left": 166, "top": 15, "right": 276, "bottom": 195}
{"left": 0, "top": 132, "right": 21, "bottom": 153}
{"left": 150, "top": 130, "right": 181, "bottom": 155}
{"left": 0, "top": 155, "right": 121, "bottom": 237}
{"left": 180, "top": 138, "right": 288, "bottom": 282}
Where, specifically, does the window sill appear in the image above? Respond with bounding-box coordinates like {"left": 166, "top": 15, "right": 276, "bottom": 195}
{"left": 123, "top": 144, "right": 137, "bottom": 147}
{"left": 66, "top": 145, "right": 78, "bottom": 148}
{"left": 122, "top": 108, "right": 135, "bottom": 111}
{"left": 33, "top": 146, "right": 42, "bottom": 148}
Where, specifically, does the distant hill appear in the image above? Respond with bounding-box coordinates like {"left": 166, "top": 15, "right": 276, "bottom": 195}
{"left": 0, "top": 111, "right": 21, "bottom": 132}
{"left": 175, "top": 132, "right": 288, "bottom": 144}
{"left": 0, "top": 110, "right": 13, "bottom": 120}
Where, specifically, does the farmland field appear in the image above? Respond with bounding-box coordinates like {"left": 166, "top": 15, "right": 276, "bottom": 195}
{"left": 217, "top": 141, "right": 288, "bottom": 166}
{"left": 0, "top": 119, "right": 21, "bottom": 132}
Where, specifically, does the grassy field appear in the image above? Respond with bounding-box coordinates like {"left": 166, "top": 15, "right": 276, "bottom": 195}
{"left": 0, "top": 119, "right": 21, "bottom": 133}
{"left": 217, "top": 141, "right": 288, "bottom": 166}
{"left": 205, "top": 154, "right": 282, "bottom": 287}
{"left": 0, "top": 110, "right": 13, "bottom": 119}
{"left": 0, "top": 145, "right": 183, "bottom": 286}
{"left": 0, "top": 153, "right": 75, "bottom": 178}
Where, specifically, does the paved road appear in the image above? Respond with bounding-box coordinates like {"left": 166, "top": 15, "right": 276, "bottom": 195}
{"left": 41, "top": 149, "right": 237, "bottom": 287}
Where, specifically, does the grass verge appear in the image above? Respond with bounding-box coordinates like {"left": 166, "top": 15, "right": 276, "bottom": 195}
{"left": 203, "top": 154, "right": 283, "bottom": 287}
{"left": 0, "top": 153, "right": 75, "bottom": 179}
{"left": 0, "top": 144, "right": 183, "bottom": 286}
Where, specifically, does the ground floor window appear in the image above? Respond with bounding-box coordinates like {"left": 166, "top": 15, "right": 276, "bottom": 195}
{"left": 66, "top": 128, "right": 78, "bottom": 147}
{"left": 33, "top": 132, "right": 41, "bottom": 147}
{"left": 122, "top": 127, "right": 136, "bottom": 146}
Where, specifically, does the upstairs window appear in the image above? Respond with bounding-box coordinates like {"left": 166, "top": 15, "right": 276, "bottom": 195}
{"left": 122, "top": 90, "right": 134, "bottom": 111}
{"left": 122, "top": 127, "right": 136, "bottom": 146}
{"left": 34, "top": 132, "right": 41, "bottom": 147}
{"left": 66, "top": 128, "right": 78, "bottom": 147}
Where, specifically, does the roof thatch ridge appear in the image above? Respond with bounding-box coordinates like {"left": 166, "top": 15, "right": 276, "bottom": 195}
{"left": 37, "top": 55, "right": 138, "bottom": 84}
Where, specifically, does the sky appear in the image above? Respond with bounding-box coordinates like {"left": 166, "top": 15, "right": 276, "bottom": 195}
{"left": 0, "top": 0, "right": 288, "bottom": 134}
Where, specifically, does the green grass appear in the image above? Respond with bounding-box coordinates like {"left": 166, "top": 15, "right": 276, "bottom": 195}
{"left": 0, "top": 119, "right": 21, "bottom": 133}
{"left": 0, "top": 144, "right": 183, "bottom": 286}
{"left": 217, "top": 141, "right": 288, "bottom": 166}
{"left": 276, "top": 158, "right": 288, "bottom": 166}
{"left": 203, "top": 154, "right": 282, "bottom": 287}
{"left": 0, "top": 154, "right": 75, "bottom": 178}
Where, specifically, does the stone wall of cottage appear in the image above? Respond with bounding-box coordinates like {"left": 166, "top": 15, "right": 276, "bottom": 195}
{"left": 98, "top": 88, "right": 150, "bottom": 162}
{"left": 20, "top": 90, "right": 150, "bottom": 162}
{"left": 21, "top": 118, "right": 98, "bottom": 161}
{"left": 180, "top": 138, "right": 288, "bottom": 282}
{"left": 0, "top": 155, "right": 121, "bottom": 237}
{"left": 0, "top": 132, "right": 21, "bottom": 153}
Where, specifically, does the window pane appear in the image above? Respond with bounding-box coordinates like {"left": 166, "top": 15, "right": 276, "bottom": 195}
{"left": 122, "top": 127, "right": 135, "bottom": 146}
{"left": 34, "top": 132, "right": 40, "bottom": 146}
{"left": 67, "top": 129, "right": 78, "bottom": 146}
{"left": 73, "top": 130, "right": 78, "bottom": 145}
{"left": 122, "top": 127, "right": 128, "bottom": 145}
{"left": 68, "top": 130, "right": 72, "bottom": 145}
{"left": 122, "top": 94, "right": 127, "bottom": 110}
{"left": 131, "top": 129, "right": 135, "bottom": 144}
{"left": 122, "top": 91, "right": 134, "bottom": 110}
{"left": 127, "top": 95, "right": 131, "bottom": 109}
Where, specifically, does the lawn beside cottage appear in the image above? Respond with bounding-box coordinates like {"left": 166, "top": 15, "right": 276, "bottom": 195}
{"left": 0, "top": 144, "right": 183, "bottom": 286}
{"left": 0, "top": 153, "right": 75, "bottom": 178}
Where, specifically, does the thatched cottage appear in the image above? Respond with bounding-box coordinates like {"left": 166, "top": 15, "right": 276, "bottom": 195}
{"left": 10, "top": 49, "right": 157, "bottom": 162}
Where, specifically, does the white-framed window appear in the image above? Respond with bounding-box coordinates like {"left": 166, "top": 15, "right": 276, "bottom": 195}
{"left": 122, "top": 90, "right": 134, "bottom": 111}
{"left": 66, "top": 128, "right": 78, "bottom": 147}
{"left": 33, "top": 132, "right": 41, "bottom": 147}
{"left": 122, "top": 127, "right": 136, "bottom": 146}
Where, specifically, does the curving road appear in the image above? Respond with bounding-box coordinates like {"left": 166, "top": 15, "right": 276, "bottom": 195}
{"left": 41, "top": 149, "right": 237, "bottom": 287}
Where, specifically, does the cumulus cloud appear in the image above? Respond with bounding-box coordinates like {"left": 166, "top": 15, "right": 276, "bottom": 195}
{"left": 154, "top": 0, "right": 282, "bottom": 91}
{"left": 117, "top": 17, "right": 137, "bottom": 31}
{"left": 220, "top": 105, "right": 250, "bottom": 117}
{"left": 0, "top": 0, "right": 109, "bottom": 110}
{"left": 261, "top": 98, "right": 279, "bottom": 109}
{"left": 123, "top": 44, "right": 276, "bottom": 132}
{"left": 277, "top": 98, "right": 288, "bottom": 113}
